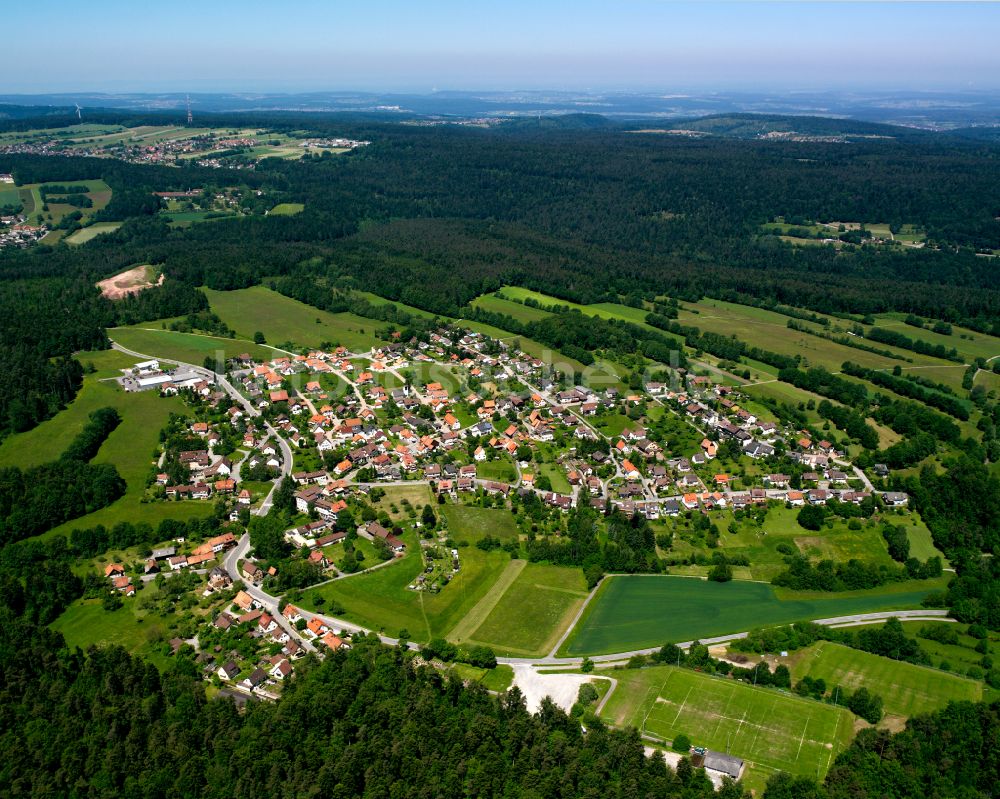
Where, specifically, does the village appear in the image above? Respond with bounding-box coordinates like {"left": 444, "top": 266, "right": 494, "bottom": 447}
{"left": 0, "top": 127, "right": 370, "bottom": 169}
{"left": 133, "top": 324, "right": 895, "bottom": 524}
{"left": 84, "top": 319, "right": 916, "bottom": 698}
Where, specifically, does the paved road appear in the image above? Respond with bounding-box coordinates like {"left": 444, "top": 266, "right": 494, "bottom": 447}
{"left": 113, "top": 339, "right": 932, "bottom": 667}
{"left": 111, "top": 340, "right": 294, "bottom": 502}
{"left": 214, "top": 552, "right": 951, "bottom": 666}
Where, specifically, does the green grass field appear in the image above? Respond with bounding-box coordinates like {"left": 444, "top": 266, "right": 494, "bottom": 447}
{"left": 161, "top": 209, "right": 237, "bottom": 227}
{"left": 66, "top": 221, "right": 122, "bottom": 245}
{"left": 495, "top": 287, "right": 659, "bottom": 331}
{"left": 702, "top": 506, "right": 902, "bottom": 582}
{"left": 372, "top": 484, "right": 435, "bottom": 518}
{"left": 475, "top": 457, "right": 518, "bottom": 483}
{"left": 538, "top": 461, "right": 573, "bottom": 494}
{"left": 204, "top": 286, "right": 386, "bottom": 352}
{"left": 463, "top": 562, "right": 589, "bottom": 657}
{"left": 354, "top": 291, "right": 444, "bottom": 320}
{"left": 471, "top": 292, "right": 555, "bottom": 323}
{"left": 109, "top": 325, "right": 278, "bottom": 364}
{"left": 16, "top": 179, "right": 113, "bottom": 228}
{"left": 441, "top": 504, "right": 519, "bottom": 541}
{"left": 601, "top": 665, "right": 854, "bottom": 792}
{"left": 302, "top": 532, "right": 511, "bottom": 643}
{"left": 872, "top": 313, "right": 1000, "bottom": 365}
{"left": 902, "top": 517, "right": 947, "bottom": 562}
{"left": 677, "top": 297, "right": 954, "bottom": 375}
{"left": 448, "top": 662, "right": 515, "bottom": 692}
{"left": 831, "top": 620, "right": 999, "bottom": 684}
{"left": 563, "top": 575, "right": 943, "bottom": 656}
{"left": 0, "top": 351, "right": 211, "bottom": 539}
{"left": 52, "top": 598, "right": 157, "bottom": 654}
{"left": 788, "top": 641, "right": 982, "bottom": 718}
{"left": 0, "top": 349, "right": 138, "bottom": 469}
{"left": 269, "top": 202, "right": 304, "bottom": 215}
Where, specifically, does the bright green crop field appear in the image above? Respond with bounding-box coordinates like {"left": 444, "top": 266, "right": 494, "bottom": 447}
{"left": 562, "top": 575, "right": 943, "bottom": 656}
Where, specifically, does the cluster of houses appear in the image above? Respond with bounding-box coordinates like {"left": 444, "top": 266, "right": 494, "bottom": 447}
{"left": 102, "top": 532, "right": 240, "bottom": 598}
{"left": 211, "top": 595, "right": 351, "bottom": 694}
{"left": 0, "top": 216, "right": 46, "bottom": 249}
{"left": 139, "top": 317, "right": 906, "bottom": 586}
{"left": 103, "top": 562, "right": 136, "bottom": 596}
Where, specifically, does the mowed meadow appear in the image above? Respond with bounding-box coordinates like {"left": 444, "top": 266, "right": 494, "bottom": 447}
{"left": 0, "top": 348, "right": 211, "bottom": 539}
{"left": 203, "top": 286, "right": 387, "bottom": 352}
{"left": 787, "top": 641, "right": 983, "bottom": 719}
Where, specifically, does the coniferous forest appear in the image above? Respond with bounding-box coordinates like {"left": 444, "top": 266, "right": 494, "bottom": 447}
{"left": 3, "top": 111, "right": 1000, "bottom": 442}
{"left": 0, "top": 612, "right": 995, "bottom": 799}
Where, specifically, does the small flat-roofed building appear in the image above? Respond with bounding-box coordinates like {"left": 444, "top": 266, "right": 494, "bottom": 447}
{"left": 703, "top": 751, "right": 744, "bottom": 780}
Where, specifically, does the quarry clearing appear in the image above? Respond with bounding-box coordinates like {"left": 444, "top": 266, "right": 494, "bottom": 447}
{"left": 97, "top": 265, "right": 163, "bottom": 300}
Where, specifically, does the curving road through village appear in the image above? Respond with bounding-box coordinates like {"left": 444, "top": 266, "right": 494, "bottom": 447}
{"left": 111, "top": 337, "right": 947, "bottom": 673}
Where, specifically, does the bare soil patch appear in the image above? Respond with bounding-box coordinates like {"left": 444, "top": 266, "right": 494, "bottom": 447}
{"left": 97, "top": 265, "right": 163, "bottom": 300}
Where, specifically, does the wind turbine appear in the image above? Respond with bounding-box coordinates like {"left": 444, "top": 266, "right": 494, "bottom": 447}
{"left": 74, "top": 103, "right": 82, "bottom": 121}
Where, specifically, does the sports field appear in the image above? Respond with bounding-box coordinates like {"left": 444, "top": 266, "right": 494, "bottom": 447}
{"left": 462, "top": 562, "right": 589, "bottom": 657}
{"left": 109, "top": 325, "right": 277, "bottom": 364}
{"left": 204, "top": 286, "right": 386, "bottom": 352}
{"left": 601, "top": 665, "right": 854, "bottom": 792}
{"left": 788, "top": 641, "right": 982, "bottom": 718}
{"left": 563, "top": 575, "right": 941, "bottom": 656}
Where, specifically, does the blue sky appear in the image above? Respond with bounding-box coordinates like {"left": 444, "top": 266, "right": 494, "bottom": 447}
{"left": 3, "top": 1, "right": 998, "bottom": 93}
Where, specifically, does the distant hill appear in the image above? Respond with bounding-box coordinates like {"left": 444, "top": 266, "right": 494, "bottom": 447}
{"left": 497, "top": 113, "right": 615, "bottom": 131}
{"left": 948, "top": 126, "right": 1000, "bottom": 142}
{"left": 625, "top": 112, "right": 920, "bottom": 140}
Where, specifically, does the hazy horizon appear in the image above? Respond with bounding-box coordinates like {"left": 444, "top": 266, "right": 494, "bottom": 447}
{"left": 3, "top": 1, "right": 999, "bottom": 95}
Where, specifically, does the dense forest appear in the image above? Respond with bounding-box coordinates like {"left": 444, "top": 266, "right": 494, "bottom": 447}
{"left": 0, "top": 615, "right": 737, "bottom": 799}
{"left": 0, "top": 610, "right": 995, "bottom": 799}
{"left": 3, "top": 111, "right": 999, "bottom": 439}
